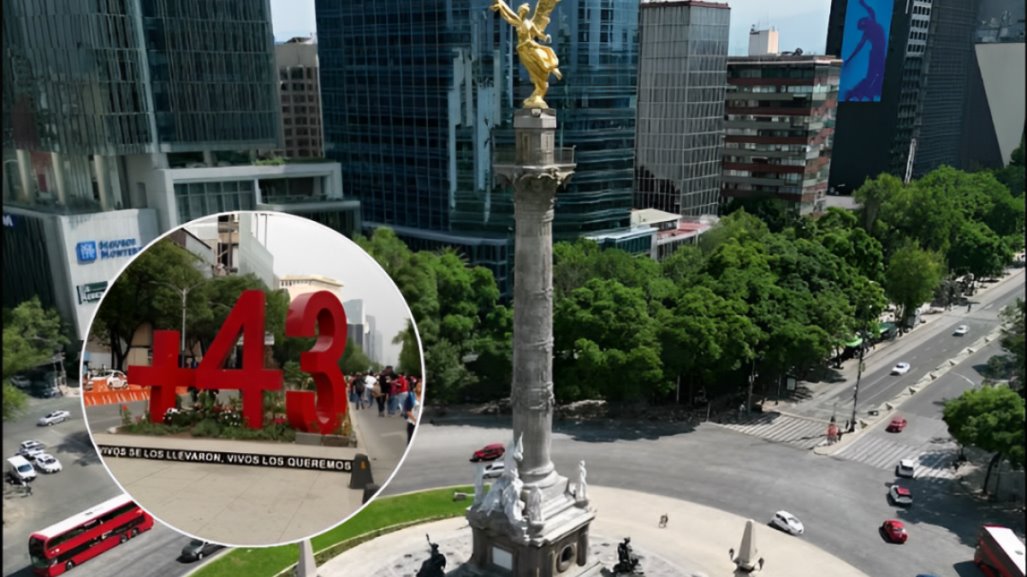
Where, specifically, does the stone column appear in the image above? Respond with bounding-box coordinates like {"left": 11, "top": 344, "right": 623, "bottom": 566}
{"left": 508, "top": 109, "right": 572, "bottom": 487}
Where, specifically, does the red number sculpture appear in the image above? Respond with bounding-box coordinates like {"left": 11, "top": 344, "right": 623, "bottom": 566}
{"left": 194, "top": 290, "right": 282, "bottom": 429}
{"left": 284, "top": 291, "right": 349, "bottom": 434}
{"left": 129, "top": 330, "right": 195, "bottom": 423}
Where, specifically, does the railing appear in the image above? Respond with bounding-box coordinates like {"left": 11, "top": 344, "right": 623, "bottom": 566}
{"left": 493, "top": 146, "right": 575, "bottom": 166}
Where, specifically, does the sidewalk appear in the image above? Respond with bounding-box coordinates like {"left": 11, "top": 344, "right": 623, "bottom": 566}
{"left": 317, "top": 486, "right": 872, "bottom": 577}
{"left": 91, "top": 432, "right": 365, "bottom": 546}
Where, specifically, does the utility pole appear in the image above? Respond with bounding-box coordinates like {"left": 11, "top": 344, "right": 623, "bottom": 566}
{"left": 849, "top": 331, "right": 865, "bottom": 432}
{"left": 746, "top": 356, "right": 757, "bottom": 414}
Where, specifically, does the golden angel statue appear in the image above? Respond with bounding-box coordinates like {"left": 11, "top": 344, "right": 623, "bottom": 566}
{"left": 491, "top": 0, "right": 563, "bottom": 109}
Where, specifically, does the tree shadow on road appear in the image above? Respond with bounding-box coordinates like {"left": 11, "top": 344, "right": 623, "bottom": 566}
{"left": 54, "top": 430, "right": 103, "bottom": 467}
{"left": 422, "top": 412, "right": 700, "bottom": 442}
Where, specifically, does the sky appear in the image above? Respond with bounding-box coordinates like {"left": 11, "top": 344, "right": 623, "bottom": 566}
{"left": 188, "top": 213, "right": 415, "bottom": 368}
{"left": 270, "top": 0, "right": 832, "bottom": 56}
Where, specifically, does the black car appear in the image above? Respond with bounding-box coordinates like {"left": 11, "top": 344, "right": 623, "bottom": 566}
{"left": 180, "top": 539, "right": 223, "bottom": 562}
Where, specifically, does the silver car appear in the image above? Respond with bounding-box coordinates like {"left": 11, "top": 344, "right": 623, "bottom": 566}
{"left": 37, "top": 410, "right": 71, "bottom": 426}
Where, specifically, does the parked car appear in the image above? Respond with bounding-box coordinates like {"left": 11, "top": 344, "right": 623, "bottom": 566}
{"left": 98, "top": 370, "right": 129, "bottom": 390}
{"left": 37, "top": 410, "right": 71, "bottom": 426}
{"left": 10, "top": 374, "right": 32, "bottom": 390}
{"left": 470, "top": 443, "right": 505, "bottom": 463}
{"left": 483, "top": 461, "right": 505, "bottom": 479}
{"left": 33, "top": 453, "right": 62, "bottom": 474}
{"left": 891, "top": 362, "right": 911, "bottom": 375}
{"left": 769, "top": 511, "right": 805, "bottom": 535}
{"left": 180, "top": 539, "right": 223, "bottom": 562}
{"left": 886, "top": 417, "right": 908, "bottom": 433}
{"left": 889, "top": 485, "right": 913, "bottom": 506}
{"left": 881, "top": 519, "right": 908, "bottom": 543}
{"left": 18, "top": 440, "right": 46, "bottom": 460}
{"left": 896, "top": 458, "right": 916, "bottom": 478}
{"left": 953, "top": 325, "right": 969, "bottom": 336}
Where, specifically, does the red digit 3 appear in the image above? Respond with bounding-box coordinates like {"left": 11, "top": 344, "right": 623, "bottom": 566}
{"left": 285, "top": 291, "right": 349, "bottom": 434}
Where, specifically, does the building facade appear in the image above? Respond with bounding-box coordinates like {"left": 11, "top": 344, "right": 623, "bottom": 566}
{"left": 275, "top": 37, "right": 324, "bottom": 159}
{"left": 2, "top": 0, "right": 359, "bottom": 346}
{"left": 722, "top": 54, "right": 841, "bottom": 216}
{"left": 316, "top": 0, "right": 642, "bottom": 294}
{"left": 826, "top": 0, "right": 982, "bottom": 192}
{"left": 748, "top": 27, "right": 780, "bottom": 56}
{"left": 635, "top": 0, "right": 730, "bottom": 218}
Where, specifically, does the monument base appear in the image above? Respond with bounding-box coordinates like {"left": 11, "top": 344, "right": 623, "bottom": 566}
{"left": 465, "top": 484, "right": 598, "bottom": 577}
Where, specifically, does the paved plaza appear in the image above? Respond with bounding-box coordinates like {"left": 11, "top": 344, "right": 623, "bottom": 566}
{"left": 319, "top": 485, "right": 873, "bottom": 577}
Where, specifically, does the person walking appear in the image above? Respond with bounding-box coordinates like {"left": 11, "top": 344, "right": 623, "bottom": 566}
{"left": 404, "top": 379, "right": 422, "bottom": 445}
{"left": 393, "top": 374, "right": 409, "bottom": 418}
{"left": 351, "top": 374, "right": 365, "bottom": 410}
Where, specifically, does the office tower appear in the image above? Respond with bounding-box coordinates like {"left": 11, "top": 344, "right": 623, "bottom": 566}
{"left": 276, "top": 37, "right": 324, "bottom": 159}
{"left": 635, "top": 0, "right": 730, "bottom": 217}
{"left": 316, "top": 0, "right": 643, "bottom": 293}
{"left": 826, "top": 0, "right": 981, "bottom": 192}
{"left": 2, "top": 0, "right": 356, "bottom": 343}
{"left": 722, "top": 54, "right": 841, "bottom": 216}
{"left": 961, "top": 0, "right": 1025, "bottom": 169}
{"left": 748, "top": 27, "right": 781, "bottom": 56}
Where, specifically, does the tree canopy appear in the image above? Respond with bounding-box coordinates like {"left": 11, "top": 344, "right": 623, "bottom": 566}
{"left": 3, "top": 298, "right": 69, "bottom": 420}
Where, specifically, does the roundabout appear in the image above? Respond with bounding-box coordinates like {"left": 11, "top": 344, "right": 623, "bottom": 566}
{"left": 316, "top": 486, "right": 872, "bottom": 577}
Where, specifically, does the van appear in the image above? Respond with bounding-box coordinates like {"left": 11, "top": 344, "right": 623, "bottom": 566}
{"left": 7, "top": 456, "right": 37, "bottom": 483}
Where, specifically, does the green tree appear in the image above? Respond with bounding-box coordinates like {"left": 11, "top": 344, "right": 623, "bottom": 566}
{"left": 554, "top": 279, "right": 664, "bottom": 402}
{"left": 994, "top": 134, "right": 1024, "bottom": 197}
{"left": 999, "top": 299, "right": 1025, "bottom": 392}
{"left": 93, "top": 240, "right": 208, "bottom": 369}
{"left": 3, "top": 298, "right": 69, "bottom": 420}
{"left": 949, "top": 221, "right": 1012, "bottom": 280}
{"left": 943, "top": 385, "right": 1025, "bottom": 493}
{"left": 854, "top": 173, "right": 903, "bottom": 233}
{"left": 884, "top": 244, "right": 945, "bottom": 330}
{"left": 720, "top": 197, "right": 794, "bottom": 233}
{"left": 699, "top": 209, "right": 772, "bottom": 255}
{"left": 340, "top": 341, "right": 374, "bottom": 374}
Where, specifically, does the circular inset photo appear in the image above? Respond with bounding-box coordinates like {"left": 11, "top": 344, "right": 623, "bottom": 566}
{"left": 79, "top": 211, "right": 425, "bottom": 547}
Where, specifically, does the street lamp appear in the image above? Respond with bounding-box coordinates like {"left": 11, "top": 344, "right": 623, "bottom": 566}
{"left": 150, "top": 279, "right": 205, "bottom": 366}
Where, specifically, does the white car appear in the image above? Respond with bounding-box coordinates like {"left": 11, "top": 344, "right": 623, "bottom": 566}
{"left": 37, "top": 410, "right": 71, "bottom": 426}
{"left": 770, "top": 511, "right": 805, "bottom": 535}
{"left": 891, "top": 362, "right": 911, "bottom": 375}
{"left": 896, "top": 458, "right": 916, "bottom": 478}
{"left": 10, "top": 375, "right": 32, "bottom": 389}
{"left": 953, "top": 325, "right": 969, "bottom": 336}
{"left": 101, "top": 370, "right": 129, "bottom": 390}
{"left": 18, "top": 440, "right": 46, "bottom": 459}
{"left": 483, "top": 461, "right": 505, "bottom": 479}
{"left": 33, "top": 453, "right": 62, "bottom": 474}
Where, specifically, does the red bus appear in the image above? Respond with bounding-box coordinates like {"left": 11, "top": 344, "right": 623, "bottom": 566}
{"left": 975, "top": 525, "right": 1026, "bottom": 577}
{"left": 28, "top": 494, "right": 154, "bottom": 576}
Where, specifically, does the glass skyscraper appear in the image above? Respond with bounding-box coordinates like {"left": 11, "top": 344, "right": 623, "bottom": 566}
{"left": 316, "top": 0, "right": 640, "bottom": 291}
{"left": 634, "top": 0, "right": 729, "bottom": 217}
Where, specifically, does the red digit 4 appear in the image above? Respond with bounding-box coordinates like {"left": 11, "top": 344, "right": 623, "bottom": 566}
{"left": 195, "top": 290, "right": 282, "bottom": 428}
{"left": 284, "top": 291, "right": 349, "bottom": 434}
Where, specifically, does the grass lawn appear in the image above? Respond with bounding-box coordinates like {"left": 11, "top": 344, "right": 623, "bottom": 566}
{"left": 193, "top": 486, "right": 474, "bottom": 577}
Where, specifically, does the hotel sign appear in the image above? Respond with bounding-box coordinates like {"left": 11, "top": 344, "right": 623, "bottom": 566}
{"left": 77, "top": 238, "right": 142, "bottom": 263}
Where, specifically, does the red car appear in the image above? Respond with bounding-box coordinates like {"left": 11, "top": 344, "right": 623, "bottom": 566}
{"left": 886, "top": 417, "right": 908, "bottom": 432}
{"left": 470, "top": 443, "right": 505, "bottom": 463}
{"left": 881, "top": 519, "right": 908, "bottom": 543}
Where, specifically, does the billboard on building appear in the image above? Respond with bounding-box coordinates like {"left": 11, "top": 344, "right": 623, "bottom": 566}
{"left": 839, "top": 0, "right": 894, "bottom": 102}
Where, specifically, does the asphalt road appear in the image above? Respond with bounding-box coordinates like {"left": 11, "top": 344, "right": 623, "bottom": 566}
{"left": 794, "top": 270, "right": 1024, "bottom": 422}
{"left": 388, "top": 406, "right": 1023, "bottom": 577}
{"left": 1, "top": 394, "right": 201, "bottom": 577}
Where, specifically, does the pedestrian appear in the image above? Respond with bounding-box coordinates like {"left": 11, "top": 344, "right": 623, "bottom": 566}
{"left": 393, "top": 374, "right": 409, "bottom": 418}
{"left": 404, "top": 379, "right": 422, "bottom": 445}
{"left": 729, "top": 548, "right": 735, "bottom": 561}
{"left": 967, "top": 303, "right": 972, "bottom": 312}
{"left": 758, "top": 558, "right": 764, "bottom": 571}
{"left": 373, "top": 376, "right": 386, "bottom": 417}
{"left": 353, "top": 374, "right": 365, "bottom": 411}
{"left": 658, "top": 514, "right": 668, "bottom": 528}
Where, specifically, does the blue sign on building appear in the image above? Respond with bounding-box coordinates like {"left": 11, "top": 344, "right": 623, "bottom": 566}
{"left": 76, "top": 241, "right": 98, "bottom": 263}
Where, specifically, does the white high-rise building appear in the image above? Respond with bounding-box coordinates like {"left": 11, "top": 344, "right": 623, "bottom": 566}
{"left": 748, "top": 26, "right": 780, "bottom": 56}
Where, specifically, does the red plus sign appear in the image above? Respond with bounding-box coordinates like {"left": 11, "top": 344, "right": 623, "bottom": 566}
{"left": 129, "top": 330, "right": 193, "bottom": 423}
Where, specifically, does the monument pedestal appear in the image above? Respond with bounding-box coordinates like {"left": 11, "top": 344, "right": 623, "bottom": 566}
{"left": 464, "top": 108, "right": 593, "bottom": 577}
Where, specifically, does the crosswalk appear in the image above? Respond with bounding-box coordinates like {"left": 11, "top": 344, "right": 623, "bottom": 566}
{"left": 832, "top": 434, "right": 959, "bottom": 481}
{"left": 710, "top": 412, "right": 832, "bottom": 450}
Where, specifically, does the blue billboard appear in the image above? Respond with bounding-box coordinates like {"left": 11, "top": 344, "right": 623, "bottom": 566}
{"left": 839, "top": 0, "right": 894, "bottom": 102}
